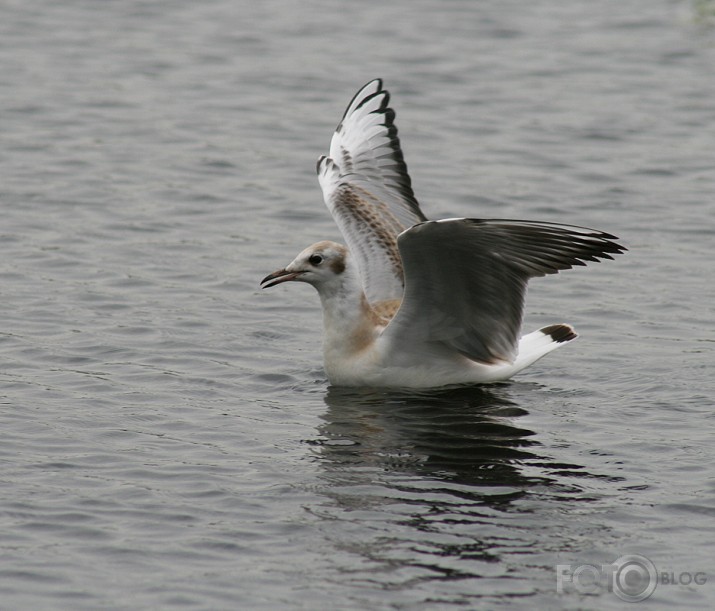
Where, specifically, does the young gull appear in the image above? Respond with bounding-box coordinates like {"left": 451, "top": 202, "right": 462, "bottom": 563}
{"left": 261, "top": 79, "right": 625, "bottom": 388}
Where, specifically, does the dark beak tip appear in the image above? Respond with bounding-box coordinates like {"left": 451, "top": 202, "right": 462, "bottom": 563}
{"left": 260, "top": 269, "right": 300, "bottom": 289}
{"left": 260, "top": 275, "right": 278, "bottom": 289}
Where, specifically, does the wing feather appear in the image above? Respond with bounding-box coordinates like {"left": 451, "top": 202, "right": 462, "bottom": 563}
{"left": 318, "top": 79, "right": 427, "bottom": 304}
{"left": 383, "top": 219, "right": 626, "bottom": 364}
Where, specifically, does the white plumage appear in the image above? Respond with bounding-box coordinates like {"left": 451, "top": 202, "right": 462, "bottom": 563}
{"left": 262, "top": 80, "right": 625, "bottom": 388}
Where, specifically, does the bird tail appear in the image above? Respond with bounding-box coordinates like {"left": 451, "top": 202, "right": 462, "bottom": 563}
{"left": 512, "top": 324, "right": 578, "bottom": 372}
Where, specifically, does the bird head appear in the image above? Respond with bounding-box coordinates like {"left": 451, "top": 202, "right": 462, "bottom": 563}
{"left": 260, "top": 241, "right": 349, "bottom": 291}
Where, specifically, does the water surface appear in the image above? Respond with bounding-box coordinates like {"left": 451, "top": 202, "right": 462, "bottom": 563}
{"left": 1, "top": 1, "right": 714, "bottom": 608}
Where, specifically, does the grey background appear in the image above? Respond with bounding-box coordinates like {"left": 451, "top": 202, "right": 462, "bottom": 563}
{"left": 1, "top": 0, "right": 714, "bottom": 608}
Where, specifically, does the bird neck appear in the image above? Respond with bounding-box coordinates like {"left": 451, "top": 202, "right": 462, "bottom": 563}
{"left": 318, "top": 273, "right": 384, "bottom": 356}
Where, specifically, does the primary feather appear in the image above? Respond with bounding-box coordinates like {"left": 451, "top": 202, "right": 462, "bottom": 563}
{"left": 261, "top": 80, "right": 626, "bottom": 387}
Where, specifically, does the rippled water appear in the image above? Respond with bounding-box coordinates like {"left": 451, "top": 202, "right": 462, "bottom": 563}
{"left": 2, "top": 1, "right": 714, "bottom": 608}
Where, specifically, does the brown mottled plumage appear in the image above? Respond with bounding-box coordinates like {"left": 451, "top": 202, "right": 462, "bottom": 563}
{"left": 261, "top": 80, "right": 625, "bottom": 387}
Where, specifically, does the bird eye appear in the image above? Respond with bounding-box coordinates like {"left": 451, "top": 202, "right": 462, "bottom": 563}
{"left": 309, "top": 254, "right": 323, "bottom": 266}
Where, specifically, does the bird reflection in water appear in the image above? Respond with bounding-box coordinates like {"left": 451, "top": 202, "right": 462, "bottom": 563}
{"left": 316, "top": 384, "right": 547, "bottom": 495}
{"left": 306, "top": 385, "right": 597, "bottom": 594}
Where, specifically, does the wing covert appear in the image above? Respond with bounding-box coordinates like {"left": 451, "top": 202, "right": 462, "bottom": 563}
{"left": 383, "top": 219, "right": 626, "bottom": 364}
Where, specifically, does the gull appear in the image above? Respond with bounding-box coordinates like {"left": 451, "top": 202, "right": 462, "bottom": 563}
{"left": 261, "top": 79, "right": 625, "bottom": 388}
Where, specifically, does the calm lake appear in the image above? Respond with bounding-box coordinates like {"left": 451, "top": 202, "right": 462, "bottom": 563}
{"left": 1, "top": 0, "right": 714, "bottom": 608}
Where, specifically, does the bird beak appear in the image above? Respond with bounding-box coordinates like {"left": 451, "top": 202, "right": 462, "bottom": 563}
{"left": 260, "top": 268, "right": 303, "bottom": 289}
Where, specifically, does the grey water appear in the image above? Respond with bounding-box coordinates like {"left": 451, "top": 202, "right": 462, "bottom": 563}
{"left": 1, "top": 0, "right": 714, "bottom": 608}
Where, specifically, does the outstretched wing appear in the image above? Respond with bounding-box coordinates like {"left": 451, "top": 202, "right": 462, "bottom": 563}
{"left": 317, "top": 79, "right": 427, "bottom": 304}
{"left": 383, "top": 219, "right": 626, "bottom": 364}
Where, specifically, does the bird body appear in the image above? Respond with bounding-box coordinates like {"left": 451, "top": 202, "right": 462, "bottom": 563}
{"left": 264, "top": 238, "right": 585, "bottom": 388}
{"left": 261, "top": 80, "right": 625, "bottom": 388}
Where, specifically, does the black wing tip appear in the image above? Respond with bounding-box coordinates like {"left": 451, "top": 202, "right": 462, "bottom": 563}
{"left": 466, "top": 217, "right": 624, "bottom": 236}
{"left": 335, "top": 81, "right": 391, "bottom": 139}
{"left": 367, "top": 77, "right": 384, "bottom": 91}
{"left": 359, "top": 77, "right": 384, "bottom": 92}
{"left": 541, "top": 324, "right": 578, "bottom": 343}
{"left": 463, "top": 218, "right": 627, "bottom": 257}
{"left": 335, "top": 80, "right": 425, "bottom": 217}
{"left": 342, "top": 79, "right": 395, "bottom": 125}
{"left": 341, "top": 78, "right": 386, "bottom": 121}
